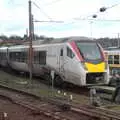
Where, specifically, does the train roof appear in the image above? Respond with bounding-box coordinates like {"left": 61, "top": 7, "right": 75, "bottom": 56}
{"left": 0, "top": 46, "right": 8, "bottom": 52}
{"left": 104, "top": 46, "right": 119, "bottom": 51}
{"left": 104, "top": 48, "right": 120, "bottom": 52}
{"left": 0, "top": 46, "right": 8, "bottom": 50}
{"left": 104, "top": 49, "right": 120, "bottom": 54}
{"left": 8, "top": 45, "right": 29, "bottom": 49}
{"left": 34, "top": 36, "right": 95, "bottom": 44}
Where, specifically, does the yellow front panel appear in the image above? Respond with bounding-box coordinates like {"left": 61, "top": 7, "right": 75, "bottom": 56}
{"left": 85, "top": 62, "right": 105, "bottom": 72}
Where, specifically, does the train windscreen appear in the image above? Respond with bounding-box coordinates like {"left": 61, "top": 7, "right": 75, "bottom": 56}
{"left": 76, "top": 42, "right": 102, "bottom": 60}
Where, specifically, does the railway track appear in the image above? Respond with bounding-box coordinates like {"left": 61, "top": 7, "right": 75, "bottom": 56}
{"left": 0, "top": 94, "right": 67, "bottom": 120}
{"left": 0, "top": 84, "right": 119, "bottom": 120}
{"left": 71, "top": 105, "right": 120, "bottom": 120}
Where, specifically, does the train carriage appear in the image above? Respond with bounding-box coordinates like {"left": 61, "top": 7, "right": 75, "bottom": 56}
{"left": 8, "top": 45, "right": 29, "bottom": 72}
{"left": 104, "top": 49, "right": 120, "bottom": 76}
{"left": 0, "top": 47, "right": 8, "bottom": 67}
{"left": 0, "top": 37, "right": 109, "bottom": 86}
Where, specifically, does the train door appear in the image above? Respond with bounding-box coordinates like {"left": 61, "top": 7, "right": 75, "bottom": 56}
{"left": 63, "top": 46, "right": 76, "bottom": 83}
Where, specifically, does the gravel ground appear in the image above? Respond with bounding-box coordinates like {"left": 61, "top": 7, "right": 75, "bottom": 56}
{"left": 0, "top": 98, "right": 51, "bottom": 120}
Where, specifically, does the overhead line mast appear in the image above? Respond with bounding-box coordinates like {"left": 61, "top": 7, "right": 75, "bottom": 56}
{"left": 28, "top": 0, "right": 33, "bottom": 81}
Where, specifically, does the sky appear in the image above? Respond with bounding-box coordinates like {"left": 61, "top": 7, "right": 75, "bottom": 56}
{"left": 1, "top": 0, "right": 120, "bottom": 38}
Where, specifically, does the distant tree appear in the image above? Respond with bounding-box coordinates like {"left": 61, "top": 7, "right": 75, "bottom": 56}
{"left": 34, "top": 34, "right": 40, "bottom": 40}
{"left": 39, "top": 35, "right": 46, "bottom": 40}
{"left": 9, "top": 35, "right": 23, "bottom": 41}
{"left": 0, "top": 35, "right": 8, "bottom": 41}
{"left": 96, "top": 37, "right": 119, "bottom": 49}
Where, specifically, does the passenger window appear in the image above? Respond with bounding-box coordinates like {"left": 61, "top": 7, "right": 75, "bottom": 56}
{"left": 114, "top": 55, "right": 119, "bottom": 64}
{"left": 67, "top": 47, "right": 75, "bottom": 58}
{"left": 108, "top": 55, "right": 113, "bottom": 64}
{"left": 60, "top": 49, "right": 63, "bottom": 56}
{"left": 33, "top": 51, "right": 46, "bottom": 65}
{"left": 39, "top": 51, "right": 46, "bottom": 65}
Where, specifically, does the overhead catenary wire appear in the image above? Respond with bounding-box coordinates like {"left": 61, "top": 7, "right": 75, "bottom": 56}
{"left": 32, "top": 0, "right": 120, "bottom": 24}
{"left": 32, "top": 1, "right": 53, "bottom": 21}
{"left": 107, "top": 2, "right": 120, "bottom": 10}
{"left": 32, "top": 1, "right": 66, "bottom": 23}
{"left": 74, "top": 18, "right": 120, "bottom": 22}
{"left": 32, "top": 0, "right": 120, "bottom": 36}
{"left": 73, "top": 1, "right": 120, "bottom": 21}
{"left": 45, "top": 0, "right": 64, "bottom": 6}
{"left": 34, "top": 20, "right": 64, "bottom": 23}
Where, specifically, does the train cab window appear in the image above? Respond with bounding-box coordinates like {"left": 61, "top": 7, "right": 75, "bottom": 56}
{"left": 114, "top": 55, "right": 119, "bottom": 64}
{"left": 60, "top": 49, "right": 63, "bottom": 56}
{"left": 67, "top": 47, "right": 75, "bottom": 58}
{"left": 108, "top": 55, "right": 113, "bottom": 64}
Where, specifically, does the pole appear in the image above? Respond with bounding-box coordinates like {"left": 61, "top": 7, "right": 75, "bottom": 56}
{"left": 32, "top": 14, "right": 34, "bottom": 41}
{"left": 51, "top": 70, "right": 55, "bottom": 96}
{"left": 118, "top": 33, "right": 120, "bottom": 48}
{"left": 29, "top": 0, "right": 33, "bottom": 81}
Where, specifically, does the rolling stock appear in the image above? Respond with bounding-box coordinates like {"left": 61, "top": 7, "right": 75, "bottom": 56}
{"left": 0, "top": 37, "right": 109, "bottom": 86}
{"left": 104, "top": 49, "right": 120, "bottom": 75}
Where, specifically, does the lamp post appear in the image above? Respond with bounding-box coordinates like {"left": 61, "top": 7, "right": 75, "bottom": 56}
{"left": 99, "top": 7, "right": 107, "bottom": 12}
{"left": 99, "top": 6, "right": 120, "bottom": 48}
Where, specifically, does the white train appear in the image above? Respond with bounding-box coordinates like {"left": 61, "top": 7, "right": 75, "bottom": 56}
{"left": 0, "top": 37, "right": 109, "bottom": 86}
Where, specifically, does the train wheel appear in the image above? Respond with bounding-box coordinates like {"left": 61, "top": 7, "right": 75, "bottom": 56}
{"left": 115, "top": 89, "right": 120, "bottom": 104}
{"left": 44, "top": 74, "right": 52, "bottom": 85}
{"left": 54, "top": 75, "right": 63, "bottom": 87}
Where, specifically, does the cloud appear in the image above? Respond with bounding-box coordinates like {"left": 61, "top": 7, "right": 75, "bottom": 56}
{"left": 0, "top": 0, "right": 120, "bottom": 38}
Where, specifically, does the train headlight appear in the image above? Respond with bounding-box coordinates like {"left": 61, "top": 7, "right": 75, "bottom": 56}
{"left": 81, "top": 62, "right": 88, "bottom": 70}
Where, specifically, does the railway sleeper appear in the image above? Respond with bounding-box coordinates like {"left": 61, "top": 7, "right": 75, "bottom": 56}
{"left": 58, "top": 103, "right": 71, "bottom": 111}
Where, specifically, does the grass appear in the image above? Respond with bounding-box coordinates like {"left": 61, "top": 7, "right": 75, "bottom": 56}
{"left": 0, "top": 70, "right": 89, "bottom": 104}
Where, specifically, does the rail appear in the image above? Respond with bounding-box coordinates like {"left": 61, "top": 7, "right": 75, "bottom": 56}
{"left": 0, "top": 84, "right": 120, "bottom": 120}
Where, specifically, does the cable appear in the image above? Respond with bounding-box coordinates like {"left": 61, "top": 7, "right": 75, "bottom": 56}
{"left": 34, "top": 20, "right": 64, "bottom": 23}
{"left": 73, "top": 2, "right": 120, "bottom": 22}
{"left": 74, "top": 18, "right": 120, "bottom": 22}
{"left": 32, "top": 1, "right": 53, "bottom": 20}
{"left": 45, "top": 0, "right": 64, "bottom": 6}
{"left": 107, "top": 2, "right": 120, "bottom": 10}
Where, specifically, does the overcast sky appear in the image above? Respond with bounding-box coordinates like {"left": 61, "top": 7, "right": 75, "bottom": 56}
{"left": 1, "top": 0, "right": 120, "bottom": 38}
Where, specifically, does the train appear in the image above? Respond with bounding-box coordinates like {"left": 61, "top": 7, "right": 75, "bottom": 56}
{"left": 104, "top": 48, "right": 120, "bottom": 76}
{"left": 0, "top": 37, "right": 109, "bottom": 86}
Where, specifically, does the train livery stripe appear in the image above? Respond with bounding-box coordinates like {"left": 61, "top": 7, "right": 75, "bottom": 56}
{"left": 68, "top": 41, "right": 83, "bottom": 61}
{"left": 98, "top": 44, "right": 105, "bottom": 61}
